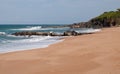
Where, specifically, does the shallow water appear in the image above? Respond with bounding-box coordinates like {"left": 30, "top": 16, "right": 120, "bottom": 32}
{"left": 0, "top": 24, "right": 101, "bottom": 53}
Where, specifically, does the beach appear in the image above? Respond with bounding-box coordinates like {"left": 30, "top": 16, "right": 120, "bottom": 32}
{"left": 0, "top": 27, "right": 120, "bottom": 74}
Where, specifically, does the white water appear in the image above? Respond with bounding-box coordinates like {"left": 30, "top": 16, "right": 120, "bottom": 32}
{"left": 0, "top": 28, "right": 101, "bottom": 53}
{"left": 40, "top": 27, "right": 70, "bottom": 30}
{"left": 75, "top": 28, "right": 101, "bottom": 33}
{"left": 12, "top": 26, "right": 42, "bottom": 31}
{"left": 11, "top": 26, "right": 70, "bottom": 31}
{"left": 0, "top": 32, "right": 6, "bottom": 35}
{"left": 0, "top": 36, "right": 63, "bottom": 53}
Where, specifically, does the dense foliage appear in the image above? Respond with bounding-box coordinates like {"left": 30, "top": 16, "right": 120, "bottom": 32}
{"left": 70, "top": 9, "right": 120, "bottom": 28}
{"left": 96, "top": 10, "right": 120, "bottom": 20}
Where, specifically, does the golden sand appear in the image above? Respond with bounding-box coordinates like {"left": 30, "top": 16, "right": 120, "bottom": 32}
{"left": 0, "top": 27, "right": 120, "bottom": 74}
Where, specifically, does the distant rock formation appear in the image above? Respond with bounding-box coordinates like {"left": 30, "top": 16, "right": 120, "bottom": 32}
{"left": 69, "top": 8, "right": 120, "bottom": 28}
{"left": 12, "top": 9, "right": 120, "bottom": 37}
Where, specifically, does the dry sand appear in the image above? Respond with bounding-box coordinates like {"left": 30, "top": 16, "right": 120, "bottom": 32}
{"left": 0, "top": 27, "right": 120, "bottom": 74}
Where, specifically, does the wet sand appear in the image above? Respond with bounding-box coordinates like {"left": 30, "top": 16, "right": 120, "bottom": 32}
{"left": 0, "top": 27, "right": 120, "bottom": 74}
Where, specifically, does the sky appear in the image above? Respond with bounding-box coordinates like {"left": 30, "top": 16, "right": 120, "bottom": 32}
{"left": 0, "top": 0, "right": 120, "bottom": 24}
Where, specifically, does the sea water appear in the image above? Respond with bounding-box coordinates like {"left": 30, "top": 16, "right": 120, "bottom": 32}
{"left": 0, "top": 24, "right": 101, "bottom": 53}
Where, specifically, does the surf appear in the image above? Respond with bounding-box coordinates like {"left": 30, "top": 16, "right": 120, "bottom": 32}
{"left": 11, "top": 26, "right": 42, "bottom": 31}
{"left": 0, "top": 32, "right": 6, "bottom": 35}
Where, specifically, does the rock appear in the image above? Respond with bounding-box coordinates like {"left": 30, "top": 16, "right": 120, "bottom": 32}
{"left": 12, "top": 31, "right": 49, "bottom": 36}
{"left": 12, "top": 30, "right": 95, "bottom": 37}
{"left": 63, "top": 30, "right": 78, "bottom": 36}
{"left": 12, "top": 31, "right": 64, "bottom": 36}
{"left": 12, "top": 31, "right": 80, "bottom": 37}
{"left": 69, "top": 9, "right": 120, "bottom": 29}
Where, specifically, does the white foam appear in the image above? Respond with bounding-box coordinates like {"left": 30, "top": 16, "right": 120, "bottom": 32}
{"left": 11, "top": 26, "right": 70, "bottom": 31}
{"left": 0, "top": 36, "right": 64, "bottom": 53}
{"left": 12, "top": 36, "right": 53, "bottom": 43}
{"left": 76, "top": 29, "right": 101, "bottom": 33}
{"left": 40, "top": 27, "right": 70, "bottom": 30}
{"left": 12, "top": 26, "right": 42, "bottom": 31}
{"left": 7, "top": 34, "right": 23, "bottom": 38}
{"left": 0, "top": 38, "right": 11, "bottom": 44}
{"left": 0, "top": 32, "right": 6, "bottom": 35}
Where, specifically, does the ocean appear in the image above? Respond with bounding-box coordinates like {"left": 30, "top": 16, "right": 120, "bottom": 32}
{"left": 0, "top": 24, "right": 101, "bottom": 53}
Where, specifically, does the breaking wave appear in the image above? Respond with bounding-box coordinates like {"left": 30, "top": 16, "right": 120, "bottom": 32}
{"left": 12, "top": 36, "right": 53, "bottom": 43}
{"left": 0, "top": 32, "right": 6, "bottom": 35}
{"left": 0, "top": 35, "right": 63, "bottom": 53}
{"left": 75, "top": 28, "right": 101, "bottom": 33}
{"left": 11, "top": 26, "right": 70, "bottom": 31}
{"left": 12, "top": 26, "right": 42, "bottom": 31}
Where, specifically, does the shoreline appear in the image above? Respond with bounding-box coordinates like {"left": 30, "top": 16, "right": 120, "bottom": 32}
{"left": 0, "top": 28, "right": 101, "bottom": 54}
{"left": 0, "top": 37, "right": 64, "bottom": 54}
{"left": 0, "top": 27, "right": 120, "bottom": 74}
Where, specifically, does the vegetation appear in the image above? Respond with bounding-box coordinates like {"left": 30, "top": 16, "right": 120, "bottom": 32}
{"left": 91, "top": 9, "right": 120, "bottom": 27}
{"left": 96, "top": 10, "right": 120, "bottom": 19}
{"left": 70, "top": 8, "right": 120, "bottom": 28}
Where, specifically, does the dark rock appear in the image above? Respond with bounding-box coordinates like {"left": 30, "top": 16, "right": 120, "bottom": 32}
{"left": 12, "top": 31, "right": 80, "bottom": 37}
{"left": 12, "top": 31, "right": 64, "bottom": 36}
{"left": 69, "top": 9, "right": 120, "bottom": 29}
{"left": 63, "top": 30, "right": 78, "bottom": 36}
{"left": 12, "top": 31, "right": 50, "bottom": 36}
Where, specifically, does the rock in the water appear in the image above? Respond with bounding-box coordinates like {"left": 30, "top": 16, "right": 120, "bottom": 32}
{"left": 63, "top": 30, "right": 78, "bottom": 36}
{"left": 12, "top": 31, "right": 50, "bottom": 36}
{"left": 12, "top": 31, "right": 64, "bottom": 36}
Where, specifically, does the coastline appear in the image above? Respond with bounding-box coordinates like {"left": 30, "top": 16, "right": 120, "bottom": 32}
{"left": 0, "top": 27, "right": 120, "bottom": 74}
{"left": 0, "top": 37, "right": 64, "bottom": 54}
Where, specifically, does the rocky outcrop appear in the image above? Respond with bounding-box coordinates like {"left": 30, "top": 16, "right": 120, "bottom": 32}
{"left": 69, "top": 9, "right": 120, "bottom": 29}
{"left": 12, "top": 31, "right": 73, "bottom": 36}
{"left": 12, "top": 31, "right": 80, "bottom": 37}
{"left": 12, "top": 31, "right": 52, "bottom": 36}
{"left": 69, "top": 22, "right": 91, "bottom": 28}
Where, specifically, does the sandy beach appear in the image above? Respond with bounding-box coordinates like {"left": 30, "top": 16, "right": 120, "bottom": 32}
{"left": 0, "top": 27, "right": 120, "bottom": 74}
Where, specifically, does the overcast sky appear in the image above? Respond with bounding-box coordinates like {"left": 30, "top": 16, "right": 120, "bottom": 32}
{"left": 0, "top": 0, "right": 120, "bottom": 24}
